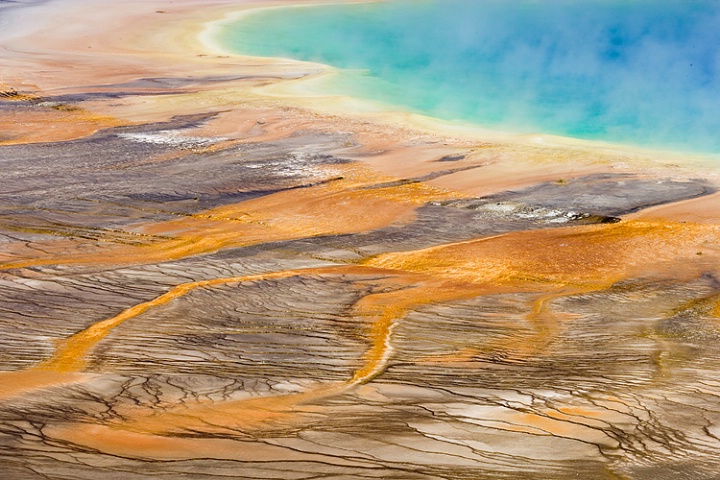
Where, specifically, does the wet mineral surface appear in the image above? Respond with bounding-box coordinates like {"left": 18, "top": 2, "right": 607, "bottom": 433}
{"left": 2, "top": 1, "right": 720, "bottom": 479}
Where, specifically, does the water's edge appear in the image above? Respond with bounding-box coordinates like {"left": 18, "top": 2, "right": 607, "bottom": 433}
{"left": 209, "top": 0, "right": 720, "bottom": 162}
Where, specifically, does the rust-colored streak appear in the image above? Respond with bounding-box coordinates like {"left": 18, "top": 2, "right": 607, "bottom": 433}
{"left": 32, "top": 268, "right": 348, "bottom": 374}
{"left": 0, "top": 164, "right": 467, "bottom": 271}
{"left": 364, "top": 220, "right": 720, "bottom": 289}
{"left": 0, "top": 106, "right": 126, "bottom": 145}
{"left": 4, "top": 218, "right": 718, "bottom": 405}
{"left": 0, "top": 370, "right": 85, "bottom": 400}
{"left": 3, "top": 266, "right": 411, "bottom": 400}
{"left": 3, "top": 173, "right": 719, "bottom": 457}
{"left": 4, "top": 0, "right": 720, "bottom": 473}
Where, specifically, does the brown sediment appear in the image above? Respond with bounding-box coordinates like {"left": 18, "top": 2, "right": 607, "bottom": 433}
{"left": 1, "top": 265, "right": 413, "bottom": 437}
{"left": 43, "top": 421, "right": 366, "bottom": 463}
{"left": 3, "top": 212, "right": 720, "bottom": 459}
{"left": 489, "top": 289, "right": 588, "bottom": 358}
{"left": 30, "top": 267, "right": 351, "bottom": 374}
{"left": 0, "top": 281, "right": 399, "bottom": 433}
{"left": 416, "top": 347, "right": 481, "bottom": 364}
{"left": 347, "top": 279, "right": 504, "bottom": 384}
{"left": 414, "top": 289, "right": 590, "bottom": 365}
{"left": 0, "top": 106, "right": 126, "bottom": 145}
{"left": 633, "top": 190, "right": 720, "bottom": 225}
{"left": 14, "top": 215, "right": 717, "bottom": 408}
{"left": 0, "top": 370, "right": 85, "bottom": 400}
{"left": 3, "top": 265, "right": 406, "bottom": 392}
{"left": 108, "top": 381, "right": 347, "bottom": 438}
{"left": 2, "top": 0, "right": 720, "bottom": 477}
{"left": 3, "top": 215, "right": 719, "bottom": 409}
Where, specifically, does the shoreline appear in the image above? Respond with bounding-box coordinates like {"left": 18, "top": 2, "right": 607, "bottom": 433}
{"left": 1, "top": 0, "right": 718, "bottom": 221}
{"left": 200, "top": 1, "right": 720, "bottom": 171}
{"left": 2, "top": 0, "right": 718, "bottom": 178}
{"left": 2, "top": 1, "right": 720, "bottom": 478}
{"left": 0, "top": 0, "right": 718, "bottom": 241}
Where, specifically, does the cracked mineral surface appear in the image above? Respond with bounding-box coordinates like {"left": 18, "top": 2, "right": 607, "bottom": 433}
{"left": 2, "top": 1, "right": 720, "bottom": 479}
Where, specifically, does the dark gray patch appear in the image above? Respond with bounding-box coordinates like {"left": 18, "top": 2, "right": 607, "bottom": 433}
{"left": 436, "top": 154, "right": 466, "bottom": 162}
{"left": 224, "top": 174, "right": 712, "bottom": 258}
{"left": 445, "top": 173, "right": 714, "bottom": 217}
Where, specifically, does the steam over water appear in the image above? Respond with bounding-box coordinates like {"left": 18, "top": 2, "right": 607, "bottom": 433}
{"left": 220, "top": 0, "right": 720, "bottom": 154}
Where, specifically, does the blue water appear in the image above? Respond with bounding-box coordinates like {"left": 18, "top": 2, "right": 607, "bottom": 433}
{"left": 219, "top": 0, "right": 720, "bottom": 154}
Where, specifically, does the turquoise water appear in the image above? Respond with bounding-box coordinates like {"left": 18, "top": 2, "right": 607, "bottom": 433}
{"left": 219, "top": 0, "right": 720, "bottom": 154}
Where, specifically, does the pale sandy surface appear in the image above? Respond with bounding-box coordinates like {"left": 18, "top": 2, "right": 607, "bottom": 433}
{"left": 1, "top": 1, "right": 720, "bottom": 479}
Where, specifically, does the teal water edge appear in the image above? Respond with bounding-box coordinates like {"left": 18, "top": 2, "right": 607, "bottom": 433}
{"left": 219, "top": 0, "right": 720, "bottom": 155}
